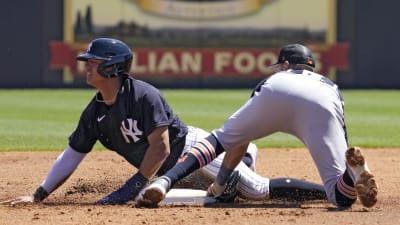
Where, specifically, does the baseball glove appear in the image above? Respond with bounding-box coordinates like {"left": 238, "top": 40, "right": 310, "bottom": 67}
{"left": 211, "top": 170, "right": 240, "bottom": 203}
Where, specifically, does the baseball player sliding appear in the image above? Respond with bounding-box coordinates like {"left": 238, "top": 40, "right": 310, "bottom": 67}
{"left": 1, "top": 39, "right": 327, "bottom": 206}
{"left": 137, "top": 44, "right": 378, "bottom": 208}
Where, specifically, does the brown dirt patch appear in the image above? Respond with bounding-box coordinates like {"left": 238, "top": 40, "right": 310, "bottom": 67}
{"left": 0, "top": 148, "right": 398, "bottom": 225}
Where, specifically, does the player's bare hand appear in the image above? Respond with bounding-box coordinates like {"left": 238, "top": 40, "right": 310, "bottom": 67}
{"left": 0, "top": 195, "right": 35, "bottom": 206}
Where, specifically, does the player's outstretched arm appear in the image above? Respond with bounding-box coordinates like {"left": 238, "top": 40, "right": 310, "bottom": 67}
{"left": 1, "top": 146, "right": 86, "bottom": 206}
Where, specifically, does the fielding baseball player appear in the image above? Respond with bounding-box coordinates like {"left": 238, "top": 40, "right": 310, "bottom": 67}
{"left": 1, "top": 39, "right": 328, "bottom": 206}
{"left": 137, "top": 44, "right": 378, "bottom": 208}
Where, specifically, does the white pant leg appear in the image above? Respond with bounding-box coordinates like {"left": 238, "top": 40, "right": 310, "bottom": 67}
{"left": 184, "top": 126, "right": 269, "bottom": 200}
{"left": 202, "top": 154, "right": 270, "bottom": 200}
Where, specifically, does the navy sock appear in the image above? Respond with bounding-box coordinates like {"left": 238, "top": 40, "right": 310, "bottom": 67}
{"left": 342, "top": 169, "right": 355, "bottom": 187}
{"left": 205, "top": 135, "right": 225, "bottom": 155}
{"left": 216, "top": 164, "right": 233, "bottom": 185}
{"left": 335, "top": 170, "right": 356, "bottom": 207}
{"left": 164, "top": 153, "right": 200, "bottom": 187}
{"left": 162, "top": 134, "right": 225, "bottom": 188}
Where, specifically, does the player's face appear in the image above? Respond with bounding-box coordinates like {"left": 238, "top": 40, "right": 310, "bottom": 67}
{"left": 85, "top": 59, "right": 107, "bottom": 87}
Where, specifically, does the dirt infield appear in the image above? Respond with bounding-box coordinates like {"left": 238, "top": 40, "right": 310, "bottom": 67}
{"left": 0, "top": 148, "right": 398, "bottom": 225}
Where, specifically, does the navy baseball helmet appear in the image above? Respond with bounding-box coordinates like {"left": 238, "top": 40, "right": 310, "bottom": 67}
{"left": 271, "top": 44, "right": 315, "bottom": 68}
{"left": 77, "top": 38, "right": 133, "bottom": 78}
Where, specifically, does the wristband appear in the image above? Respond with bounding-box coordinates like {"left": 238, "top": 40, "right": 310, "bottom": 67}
{"left": 33, "top": 186, "right": 49, "bottom": 202}
{"left": 216, "top": 164, "right": 233, "bottom": 186}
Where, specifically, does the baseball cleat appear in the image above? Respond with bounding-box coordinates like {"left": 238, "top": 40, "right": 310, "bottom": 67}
{"left": 346, "top": 146, "right": 378, "bottom": 208}
{"left": 136, "top": 176, "right": 171, "bottom": 207}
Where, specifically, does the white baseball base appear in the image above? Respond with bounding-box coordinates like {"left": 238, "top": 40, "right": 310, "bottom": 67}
{"left": 160, "top": 188, "right": 217, "bottom": 206}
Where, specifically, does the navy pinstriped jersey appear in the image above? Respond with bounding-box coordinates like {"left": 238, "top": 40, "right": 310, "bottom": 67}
{"left": 69, "top": 77, "right": 188, "bottom": 175}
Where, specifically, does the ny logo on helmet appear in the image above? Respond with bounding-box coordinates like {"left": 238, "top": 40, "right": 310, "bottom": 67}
{"left": 120, "top": 118, "right": 143, "bottom": 143}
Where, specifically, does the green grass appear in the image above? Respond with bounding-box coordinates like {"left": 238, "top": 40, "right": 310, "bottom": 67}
{"left": 342, "top": 90, "right": 400, "bottom": 147}
{"left": 0, "top": 89, "right": 93, "bottom": 151}
{"left": 0, "top": 89, "right": 399, "bottom": 151}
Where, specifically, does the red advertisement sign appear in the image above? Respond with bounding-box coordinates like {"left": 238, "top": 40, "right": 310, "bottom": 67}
{"left": 50, "top": 41, "right": 348, "bottom": 78}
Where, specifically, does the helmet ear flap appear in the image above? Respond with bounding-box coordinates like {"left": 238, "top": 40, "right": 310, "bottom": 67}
{"left": 97, "top": 62, "right": 116, "bottom": 78}
{"left": 97, "top": 56, "right": 132, "bottom": 78}
{"left": 124, "top": 58, "right": 132, "bottom": 73}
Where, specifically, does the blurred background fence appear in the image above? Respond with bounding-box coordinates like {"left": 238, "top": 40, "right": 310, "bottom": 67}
{"left": 0, "top": 0, "right": 399, "bottom": 89}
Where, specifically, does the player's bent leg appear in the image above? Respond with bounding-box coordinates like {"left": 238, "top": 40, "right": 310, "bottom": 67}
{"left": 201, "top": 151, "right": 270, "bottom": 200}
{"left": 200, "top": 143, "right": 257, "bottom": 181}
{"left": 269, "top": 178, "right": 327, "bottom": 201}
{"left": 204, "top": 159, "right": 328, "bottom": 202}
{"left": 233, "top": 162, "right": 328, "bottom": 201}
{"left": 345, "top": 146, "right": 378, "bottom": 208}
{"left": 242, "top": 143, "right": 258, "bottom": 172}
{"left": 235, "top": 162, "right": 270, "bottom": 200}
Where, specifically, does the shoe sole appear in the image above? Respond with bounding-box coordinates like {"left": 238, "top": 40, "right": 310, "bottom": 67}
{"left": 137, "top": 185, "right": 166, "bottom": 208}
{"left": 356, "top": 171, "right": 378, "bottom": 207}
{"left": 346, "top": 147, "right": 378, "bottom": 208}
{"left": 144, "top": 186, "right": 165, "bottom": 203}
